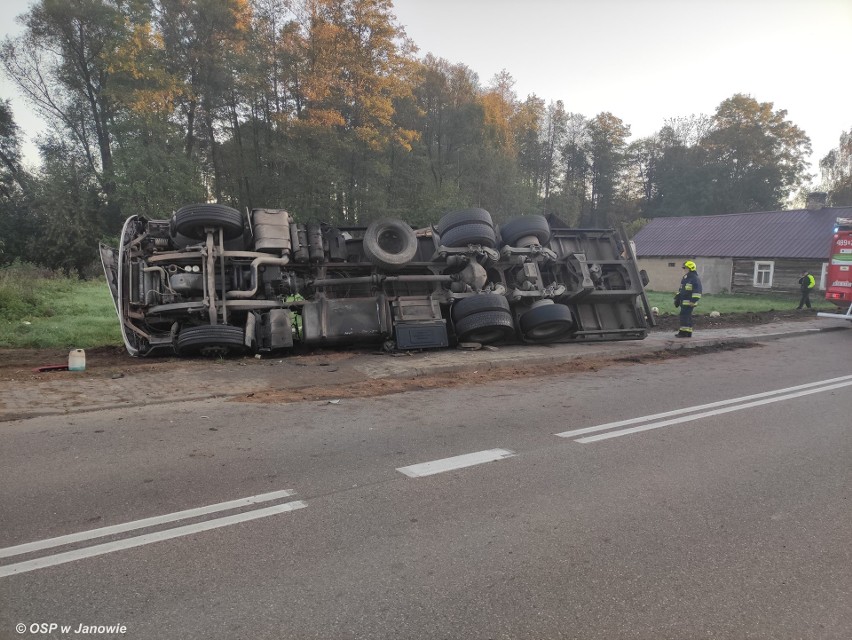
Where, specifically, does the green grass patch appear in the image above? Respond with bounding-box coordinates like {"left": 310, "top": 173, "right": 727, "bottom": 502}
{"left": 0, "top": 263, "right": 121, "bottom": 349}
{"left": 644, "top": 290, "right": 836, "bottom": 315}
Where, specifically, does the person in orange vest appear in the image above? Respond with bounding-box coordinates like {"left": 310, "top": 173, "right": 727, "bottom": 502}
{"left": 796, "top": 270, "right": 815, "bottom": 309}
{"left": 674, "top": 260, "right": 702, "bottom": 337}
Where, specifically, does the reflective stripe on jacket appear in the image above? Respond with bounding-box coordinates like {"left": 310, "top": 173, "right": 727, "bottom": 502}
{"left": 678, "top": 271, "right": 703, "bottom": 307}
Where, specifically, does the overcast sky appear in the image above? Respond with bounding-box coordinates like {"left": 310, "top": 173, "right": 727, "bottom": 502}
{"left": 392, "top": 0, "right": 851, "bottom": 182}
{"left": 2, "top": 0, "right": 850, "bottom": 183}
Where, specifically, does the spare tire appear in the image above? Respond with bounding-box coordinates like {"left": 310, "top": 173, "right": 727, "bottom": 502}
{"left": 451, "top": 293, "right": 511, "bottom": 322}
{"left": 175, "top": 325, "right": 247, "bottom": 356}
{"left": 439, "top": 222, "right": 497, "bottom": 248}
{"left": 173, "top": 204, "right": 244, "bottom": 240}
{"left": 519, "top": 303, "right": 575, "bottom": 342}
{"left": 499, "top": 215, "right": 551, "bottom": 248}
{"left": 435, "top": 208, "right": 494, "bottom": 234}
{"left": 362, "top": 218, "right": 418, "bottom": 271}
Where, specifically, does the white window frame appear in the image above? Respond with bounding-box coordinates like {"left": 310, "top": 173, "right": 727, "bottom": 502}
{"left": 819, "top": 262, "right": 828, "bottom": 290}
{"left": 753, "top": 261, "right": 774, "bottom": 288}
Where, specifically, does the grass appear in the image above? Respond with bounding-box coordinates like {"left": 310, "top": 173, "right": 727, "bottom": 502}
{"left": 0, "top": 263, "right": 122, "bottom": 349}
{"left": 644, "top": 290, "right": 837, "bottom": 315}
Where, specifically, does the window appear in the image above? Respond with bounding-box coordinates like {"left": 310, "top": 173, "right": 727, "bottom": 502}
{"left": 820, "top": 262, "right": 828, "bottom": 290}
{"left": 753, "top": 261, "right": 774, "bottom": 288}
{"left": 668, "top": 262, "right": 676, "bottom": 267}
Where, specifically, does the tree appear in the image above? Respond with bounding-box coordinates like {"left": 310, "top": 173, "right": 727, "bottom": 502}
{"left": 512, "top": 94, "right": 544, "bottom": 196}
{"left": 481, "top": 69, "right": 516, "bottom": 152}
{"left": 0, "top": 100, "right": 35, "bottom": 264}
{"left": 112, "top": 113, "right": 207, "bottom": 218}
{"left": 700, "top": 94, "right": 811, "bottom": 213}
{"left": 626, "top": 135, "right": 660, "bottom": 209}
{"left": 560, "top": 112, "right": 590, "bottom": 224}
{"left": 820, "top": 128, "right": 852, "bottom": 206}
{"left": 626, "top": 115, "right": 712, "bottom": 215}
{"left": 395, "top": 55, "right": 482, "bottom": 218}
{"left": 635, "top": 120, "right": 715, "bottom": 218}
{"left": 287, "top": 0, "right": 417, "bottom": 222}
{"left": 156, "top": 0, "right": 254, "bottom": 201}
{"left": 0, "top": 0, "right": 129, "bottom": 221}
{"left": 0, "top": 100, "right": 25, "bottom": 201}
{"left": 29, "top": 135, "right": 105, "bottom": 275}
{"left": 649, "top": 139, "right": 713, "bottom": 217}
{"left": 636, "top": 103, "right": 810, "bottom": 217}
{"left": 540, "top": 100, "right": 567, "bottom": 212}
{"left": 583, "top": 112, "right": 630, "bottom": 226}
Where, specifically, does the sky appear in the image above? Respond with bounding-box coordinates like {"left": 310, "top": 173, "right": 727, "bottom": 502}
{"left": 390, "top": 0, "right": 851, "bottom": 183}
{"left": 1, "top": 0, "right": 850, "bottom": 183}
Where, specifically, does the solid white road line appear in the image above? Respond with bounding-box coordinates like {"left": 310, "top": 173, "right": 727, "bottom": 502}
{"left": 0, "top": 488, "right": 296, "bottom": 560}
{"left": 576, "top": 379, "right": 852, "bottom": 444}
{"left": 0, "top": 500, "right": 307, "bottom": 578}
{"left": 556, "top": 374, "right": 852, "bottom": 440}
{"left": 397, "top": 449, "right": 516, "bottom": 478}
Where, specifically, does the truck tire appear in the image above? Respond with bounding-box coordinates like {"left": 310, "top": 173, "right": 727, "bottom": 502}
{"left": 435, "top": 208, "right": 494, "bottom": 234}
{"left": 499, "top": 215, "right": 551, "bottom": 248}
{"left": 519, "top": 303, "right": 574, "bottom": 342}
{"left": 362, "top": 218, "right": 418, "bottom": 271}
{"left": 451, "top": 293, "right": 511, "bottom": 322}
{"left": 173, "top": 204, "right": 244, "bottom": 241}
{"left": 439, "top": 222, "right": 497, "bottom": 248}
{"left": 175, "top": 325, "right": 247, "bottom": 356}
{"left": 454, "top": 310, "right": 515, "bottom": 344}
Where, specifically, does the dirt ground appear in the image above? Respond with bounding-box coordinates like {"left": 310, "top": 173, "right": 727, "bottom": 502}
{"left": 0, "top": 344, "right": 361, "bottom": 383}
{"left": 234, "top": 343, "right": 754, "bottom": 406}
{"left": 650, "top": 307, "right": 821, "bottom": 332}
{"left": 0, "top": 309, "right": 820, "bottom": 383}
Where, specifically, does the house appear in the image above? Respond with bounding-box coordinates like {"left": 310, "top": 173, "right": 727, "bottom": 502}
{"left": 632, "top": 194, "right": 851, "bottom": 295}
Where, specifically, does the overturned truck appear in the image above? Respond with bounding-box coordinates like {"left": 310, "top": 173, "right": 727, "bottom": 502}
{"left": 100, "top": 205, "right": 654, "bottom": 357}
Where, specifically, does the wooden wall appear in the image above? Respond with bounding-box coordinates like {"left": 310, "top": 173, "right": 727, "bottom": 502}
{"left": 731, "top": 259, "right": 828, "bottom": 295}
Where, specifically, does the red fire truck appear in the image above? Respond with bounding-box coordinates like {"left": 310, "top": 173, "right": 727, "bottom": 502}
{"left": 818, "top": 217, "right": 852, "bottom": 321}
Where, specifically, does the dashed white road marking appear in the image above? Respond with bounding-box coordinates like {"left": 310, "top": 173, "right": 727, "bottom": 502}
{"left": 559, "top": 377, "right": 852, "bottom": 444}
{"left": 0, "top": 488, "right": 297, "bottom": 560}
{"left": 0, "top": 501, "right": 306, "bottom": 578}
{"left": 556, "top": 374, "right": 852, "bottom": 440}
{"left": 397, "top": 449, "right": 516, "bottom": 478}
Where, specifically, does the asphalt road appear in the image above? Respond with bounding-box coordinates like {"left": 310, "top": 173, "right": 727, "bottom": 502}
{"left": 1, "top": 331, "right": 850, "bottom": 640}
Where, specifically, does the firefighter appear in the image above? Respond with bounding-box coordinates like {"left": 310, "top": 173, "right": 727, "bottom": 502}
{"left": 796, "top": 270, "right": 815, "bottom": 310}
{"left": 674, "top": 260, "right": 702, "bottom": 337}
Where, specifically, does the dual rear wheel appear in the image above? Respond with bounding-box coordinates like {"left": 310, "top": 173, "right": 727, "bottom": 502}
{"left": 451, "top": 295, "right": 575, "bottom": 345}
{"left": 435, "top": 208, "right": 497, "bottom": 248}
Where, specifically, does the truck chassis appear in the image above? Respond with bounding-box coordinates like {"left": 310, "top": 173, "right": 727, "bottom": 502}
{"left": 100, "top": 205, "right": 654, "bottom": 357}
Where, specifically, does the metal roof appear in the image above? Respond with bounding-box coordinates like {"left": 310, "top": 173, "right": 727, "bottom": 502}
{"left": 633, "top": 207, "right": 852, "bottom": 259}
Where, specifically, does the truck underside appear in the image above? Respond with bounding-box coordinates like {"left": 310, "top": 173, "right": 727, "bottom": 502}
{"left": 100, "top": 205, "right": 654, "bottom": 357}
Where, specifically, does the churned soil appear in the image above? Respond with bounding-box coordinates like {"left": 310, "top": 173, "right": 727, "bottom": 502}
{"left": 650, "top": 308, "right": 821, "bottom": 332}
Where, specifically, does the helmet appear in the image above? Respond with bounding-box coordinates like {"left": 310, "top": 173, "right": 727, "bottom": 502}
{"left": 683, "top": 260, "right": 697, "bottom": 271}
